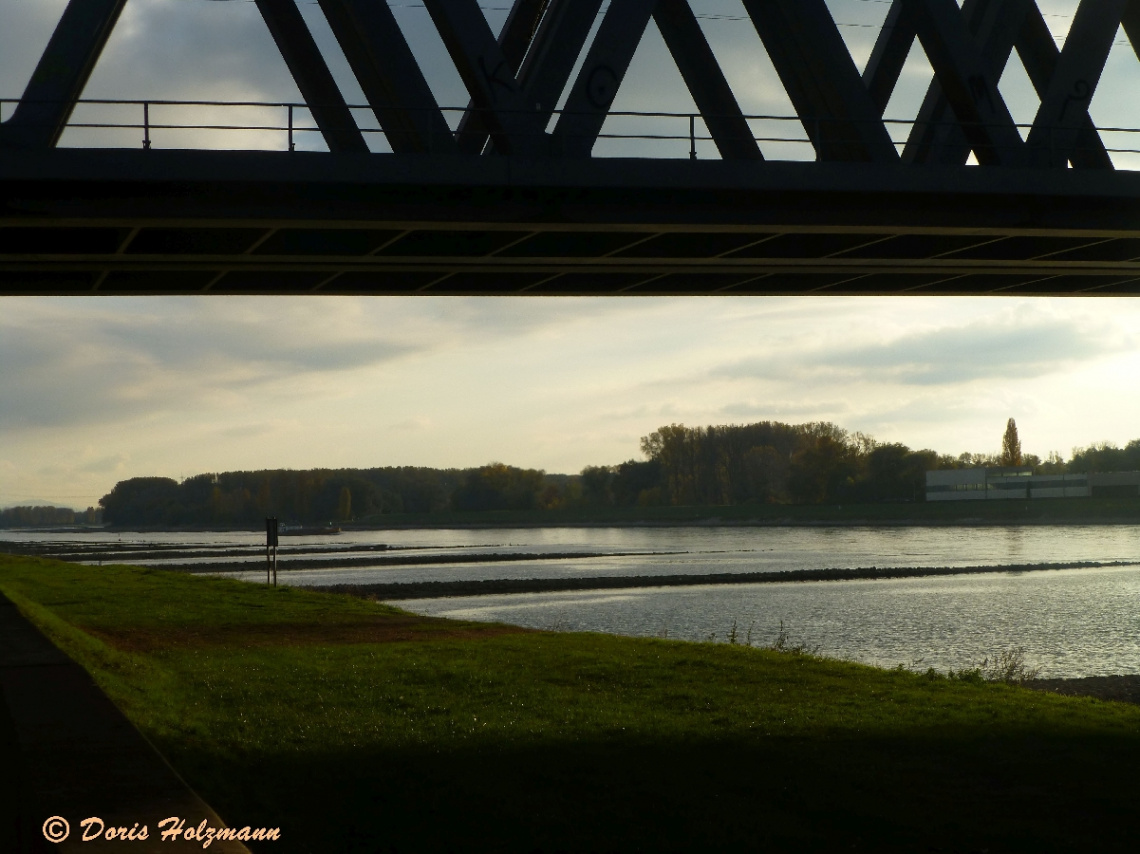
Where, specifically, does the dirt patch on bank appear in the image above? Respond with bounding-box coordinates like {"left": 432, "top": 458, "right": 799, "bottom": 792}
{"left": 1025, "top": 675, "right": 1140, "bottom": 705}
{"left": 86, "top": 616, "right": 531, "bottom": 653}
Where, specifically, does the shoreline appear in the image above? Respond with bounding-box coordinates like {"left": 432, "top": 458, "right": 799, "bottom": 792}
{"left": 1026, "top": 675, "right": 1140, "bottom": 704}
{"left": 356, "top": 516, "right": 1140, "bottom": 529}
{"left": 7, "top": 495, "right": 1140, "bottom": 533}
{"left": 299, "top": 559, "right": 1140, "bottom": 600}
{"left": 8, "top": 516, "right": 1140, "bottom": 535}
{"left": 157, "top": 551, "right": 675, "bottom": 574}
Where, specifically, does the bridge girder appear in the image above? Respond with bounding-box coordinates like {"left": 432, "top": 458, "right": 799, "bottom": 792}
{"left": 4, "top": 0, "right": 1140, "bottom": 295}
{"left": 6, "top": 149, "right": 1140, "bottom": 296}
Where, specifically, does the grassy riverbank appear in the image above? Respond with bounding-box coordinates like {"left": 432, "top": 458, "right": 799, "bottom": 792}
{"left": 3, "top": 554, "right": 1140, "bottom": 852}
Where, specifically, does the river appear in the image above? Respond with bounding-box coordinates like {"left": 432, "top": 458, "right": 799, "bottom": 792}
{"left": 3, "top": 524, "right": 1139, "bottom": 678}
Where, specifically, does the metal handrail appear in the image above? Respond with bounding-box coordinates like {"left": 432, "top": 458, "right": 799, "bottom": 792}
{"left": 3, "top": 97, "right": 1140, "bottom": 163}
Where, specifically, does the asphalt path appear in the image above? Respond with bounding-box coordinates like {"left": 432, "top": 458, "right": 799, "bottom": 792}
{"left": 0, "top": 592, "right": 251, "bottom": 853}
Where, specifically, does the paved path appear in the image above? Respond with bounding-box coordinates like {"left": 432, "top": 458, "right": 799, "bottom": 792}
{"left": 0, "top": 592, "right": 250, "bottom": 852}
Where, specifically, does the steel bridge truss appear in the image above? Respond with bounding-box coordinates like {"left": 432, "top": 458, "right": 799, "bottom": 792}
{"left": 5, "top": 0, "right": 1140, "bottom": 295}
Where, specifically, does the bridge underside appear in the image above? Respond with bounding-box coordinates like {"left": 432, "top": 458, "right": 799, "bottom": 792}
{"left": 5, "top": 149, "right": 1140, "bottom": 296}
{"left": 6, "top": 0, "right": 1140, "bottom": 295}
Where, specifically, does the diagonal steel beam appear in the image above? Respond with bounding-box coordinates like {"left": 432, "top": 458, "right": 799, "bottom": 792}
{"left": 422, "top": 0, "right": 545, "bottom": 156}
{"left": 1015, "top": 1, "right": 1112, "bottom": 169}
{"left": 316, "top": 0, "right": 455, "bottom": 154}
{"left": 1122, "top": 1, "right": 1140, "bottom": 63}
{"left": 495, "top": 0, "right": 551, "bottom": 69}
{"left": 1025, "top": 0, "right": 1129, "bottom": 167}
{"left": 653, "top": 0, "right": 762, "bottom": 160}
{"left": 905, "top": 0, "right": 1028, "bottom": 166}
{"left": 863, "top": 0, "right": 919, "bottom": 117}
{"left": 551, "top": 0, "right": 660, "bottom": 158}
{"left": 253, "top": 0, "right": 368, "bottom": 154}
{"left": 903, "top": 0, "right": 1032, "bottom": 165}
{"left": 901, "top": 0, "right": 1109, "bottom": 168}
{"left": 515, "top": 0, "right": 605, "bottom": 141}
{"left": 902, "top": 0, "right": 983, "bottom": 165}
{"left": 454, "top": 0, "right": 550, "bottom": 154}
{"left": 455, "top": 0, "right": 605, "bottom": 156}
{"left": 0, "top": 0, "right": 128, "bottom": 149}
{"left": 741, "top": 0, "right": 898, "bottom": 163}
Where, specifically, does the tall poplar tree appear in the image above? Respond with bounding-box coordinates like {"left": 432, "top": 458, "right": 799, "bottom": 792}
{"left": 1001, "top": 418, "right": 1023, "bottom": 466}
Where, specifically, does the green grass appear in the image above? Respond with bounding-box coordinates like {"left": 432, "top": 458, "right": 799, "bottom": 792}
{"left": 3, "top": 554, "right": 1140, "bottom": 852}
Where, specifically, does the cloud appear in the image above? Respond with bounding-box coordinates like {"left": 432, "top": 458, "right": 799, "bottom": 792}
{"left": 215, "top": 423, "right": 278, "bottom": 440}
{"left": 823, "top": 319, "right": 1116, "bottom": 384}
{"left": 719, "top": 400, "right": 852, "bottom": 419}
{"left": 420, "top": 296, "right": 649, "bottom": 342}
{"left": 77, "top": 453, "right": 131, "bottom": 474}
{"left": 0, "top": 0, "right": 68, "bottom": 96}
{"left": 388, "top": 416, "right": 434, "bottom": 433}
{"left": 0, "top": 298, "right": 424, "bottom": 431}
{"left": 0, "top": 295, "right": 652, "bottom": 436}
{"left": 83, "top": 0, "right": 304, "bottom": 102}
{"left": 109, "top": 305, "right": 418, "bottom": 377}
{"left": 717, "top": 316, "right": 1119, "bottom": 387}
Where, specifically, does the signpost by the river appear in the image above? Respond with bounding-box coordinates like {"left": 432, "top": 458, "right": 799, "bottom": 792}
{"left": 265, "top": 517, "right": 278, "bottom": 587}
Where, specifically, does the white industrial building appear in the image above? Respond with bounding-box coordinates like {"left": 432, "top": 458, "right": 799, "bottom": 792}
{"left": 922, "top": 467, "right": 1132, "bottom": 501}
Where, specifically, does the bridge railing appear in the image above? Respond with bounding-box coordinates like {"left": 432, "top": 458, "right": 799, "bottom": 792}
{"left": 4, "top": 97, "right": 1140, "bottom": 168}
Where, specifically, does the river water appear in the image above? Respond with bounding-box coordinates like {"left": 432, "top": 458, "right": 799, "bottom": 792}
{"left": 4, "top": 525, "right": 1139, "bottom": 678}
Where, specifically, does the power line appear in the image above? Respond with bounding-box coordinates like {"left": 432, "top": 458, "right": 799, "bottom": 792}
{"left": 179, "top": 0, "right": 953, "bottom": 30}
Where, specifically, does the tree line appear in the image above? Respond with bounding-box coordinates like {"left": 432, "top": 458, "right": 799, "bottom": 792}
{"left": 10, "top": 419, "right": 1138, "bottom": 527}
{"left": 93, "top": 460, "right": 608, "bottom": 526}
{"left": 94, "top": 422, "right": 1140, "bottom": 524}
{"left": 97, "top": 467, "right": 464, "bottom": 527}
{"left": 0, "top": 505, "right": 102, "bottom": 528}
{"left": 622, "top": 420, "right": 1136, "bottom": 507}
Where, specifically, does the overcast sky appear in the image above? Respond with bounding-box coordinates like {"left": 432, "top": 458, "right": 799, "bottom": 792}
{"left": 4, "top": 1, "right": 1140, "bottom": 508}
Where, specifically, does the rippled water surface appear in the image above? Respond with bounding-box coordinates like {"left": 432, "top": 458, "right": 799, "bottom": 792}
{"left": 5, "top": 525, "right": 1140, "bottom": 677}
{"left": 404, "top": 564, "right": 1140, "bottom": 678}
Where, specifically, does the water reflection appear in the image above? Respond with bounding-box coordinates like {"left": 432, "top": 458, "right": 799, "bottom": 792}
{"left": 1002, "top": 525, "right": 1026, "bottom": 561}
{"left": 401, "top": 564, "right": 1140, "bottom": 679}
